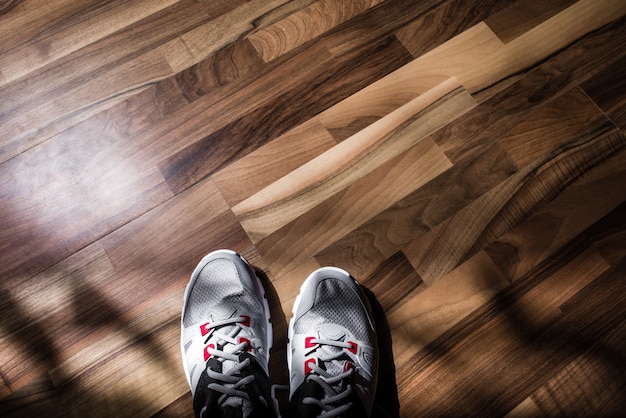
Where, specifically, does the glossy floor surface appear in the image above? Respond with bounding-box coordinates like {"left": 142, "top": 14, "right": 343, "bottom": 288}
{"left": 1, "top": 0, "right": 625, "bottom": 416}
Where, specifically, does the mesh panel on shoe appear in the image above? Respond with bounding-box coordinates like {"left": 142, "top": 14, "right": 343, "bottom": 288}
{"left": 183, "top": 258, "right": 262, "bottom": 327}
{"left": 294, "top": 278, "right": 370, "bottom": 341}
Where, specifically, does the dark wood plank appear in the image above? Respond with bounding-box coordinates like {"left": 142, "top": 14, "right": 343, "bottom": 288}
{"left": 484, "top": 139, "right": 626, "bottom": 282}
{"left": 510, "top": 254, "right": 626, "bottom": 415}
{"left": 582, "top": 54, "right": 626, "bottom": 132}
{"left": 498, "top": 87, "right": 612, "bottom": 167}
{"left": 360, "top": 251, "right": 425, "bottom": 313}
{"left": 248, "top": 0, "right": 385, "bottom": 62}
{"left": 484, "top": 0, "right": 577, "bottom": 43}
{"left": 406, "top": 129, "right": 626, "bottom": 286}
{"left": 159, "top": 35, "right": 414, "bottom": 194}
{"left": 434, "top": 15, "right": 626, "bottom": 162}
{"left": 396, "top": 249, "right": 610, "bottom": 416}
{"left": 395, "top": 0, "right": 515, "bottom": 58}
{"left": 175, "top": 39, "right": 265, "bottom": 102}
{"left": 315, "top": 141, "right": 517, "bottom": 278}
{"left": 0, "top": 373, "right": 65, "bottom": 417}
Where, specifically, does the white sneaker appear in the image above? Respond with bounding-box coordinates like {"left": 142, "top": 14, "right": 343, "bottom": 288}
{"left": 287, "top": 267, "right": 378, "bottom": 417}
{"left": 181, "top": 250, "right": 275, "bottom": 417}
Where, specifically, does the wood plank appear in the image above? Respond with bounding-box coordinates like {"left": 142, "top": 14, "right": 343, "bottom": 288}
{"left": 162, "top": 0, "right": 296, "bottom": 73}
{"left": 0, "top": 373, "right": 65, "bottom": 417}
{"left": 396, "top": 249, "right": 610, "bottom": 416}
{"left": 210, "top": 21, "right": 500, "bottom": 203}
{"left": 159, "top": 35, "right": 414, "bottom": 194}
{"left": 49, "top": 293, "right": 186, "bottom": 417}
{"left": 0, "top": 244, "right": 116, "bottom": 389}
{"left": 248, "top": 0, "right": 384, "bottom": 62}
{"left": 0, "top": 0, "right": 228, "bottom": 161}
{"left": 0, "top": 118, "right": 173, "bottom": 282}
{"left": 388, "top": 250, "right": 509, "bottom": 367}
{"left": 582, "top": 54, "right": 626, "bottom": 132}
{"left": 588, "top": 201, "right": 626, "bottom": 266}
{"left": 509, "top": 261, "right": 626, "bottom": 416}
{"left": 234, "top": 79, "right": 475, "bottom": 243}
{"left": 0, "top": 0, "right": 101, "bottom": 54}
{"left": 404, "top": 128, "right": 626, "bottom": 285}
{"left": 98, "top": 179, "right": 244, "bottom": 313}
{"left": 322, "top": 22, "right": 502, "bottom": 141}
{"left": 0, "top": 0, "right": 182, "bottom": 86}
{"left": 484, "top": 0, "right": 576, "bottom": 43}
{"left": 256, "top": 137, "right": 452, "bottom": 279}
{"left": 315, "top": 139, "right": 517, "bottom": 279}
{"left": 486, "top": 141, "right": 626, "bottom": 281}
{"left": 458, "top": 0, "right": 626, "bottom": 94}
{"left": 140, "top": 40, "right": 334, "bottom": 168}
{"left": 394, "top": 0, "right": 514, "bottom": 58}
{"left": 318, "top": 0, "right": 448, "bottom": 57}
{"left": 212, "top": 119, "right": 337, "bottom": 206}
{"left": 498, "top": 87, "right": 612, "bottom": 167}
{"left": 0, "top": 48, "right": 174, "bottom": 163}
{"left": 360, "top": 251, "right": 425, "bottom": 313}
{"left": 435, "top": 14, "right": 626, "bottom": 162}
{"left": 175, "top": 39, "right": 265, "bottom": 102}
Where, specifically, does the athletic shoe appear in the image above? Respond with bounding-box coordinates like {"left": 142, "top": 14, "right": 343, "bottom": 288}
{"left": 287, "top": 267, "right": 378, "bottom": 417}
{"left": 181, "top": 249, "right": 275, "bottom": 418}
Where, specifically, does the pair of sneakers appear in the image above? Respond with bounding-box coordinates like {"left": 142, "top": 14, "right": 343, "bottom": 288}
{"left": 181, "top": 249, "right": 378, "bottom": 418}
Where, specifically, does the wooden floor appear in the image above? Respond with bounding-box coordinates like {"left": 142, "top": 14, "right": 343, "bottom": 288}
{"left": 1, "top": 0, "right": 625, "bottom": 416}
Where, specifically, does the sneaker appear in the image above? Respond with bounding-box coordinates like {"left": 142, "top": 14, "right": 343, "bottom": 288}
{"left": 181, "top": 249, "right": 276, "bottom": 418}
{"left": 287, "top": 267, "right": 378, "bottom": 418}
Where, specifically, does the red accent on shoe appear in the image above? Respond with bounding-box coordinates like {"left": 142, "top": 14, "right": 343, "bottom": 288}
{"left": 204, "top": 343, "right": 215, "bottom": 361}
{"left": 305, "top": 358, "right": 316, "bottom": 374}
{"left": 239, "top": 337, "right": 252, "bottom": 352}
{"left": 305, "top": 336, "right": 316, "bottom": 348}
{"left": 347, "top": 341, "right": 358, "bottom": 354}
{"left": 344, "top": 361, "right": 355, "bottom": 372}
{"left": 200, "top": 322, "right": 211, "bottom": 336}
{"left": 240, "top": 315, "right": 251, "bottom": 327}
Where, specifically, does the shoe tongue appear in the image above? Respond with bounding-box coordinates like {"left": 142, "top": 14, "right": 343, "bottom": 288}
{"left": 319, "top": 323, "right": 349, "bottom": 340}
{"left": 210, "top": 303, "right": 238, "bottom": 321}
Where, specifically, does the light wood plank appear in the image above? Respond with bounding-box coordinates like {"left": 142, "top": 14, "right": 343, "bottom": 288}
{"left": 320, "top": 22, "right": 503, "bottom": 140}
{"left": 257, "top": 137, "right": 452, "bottom": 278}
{"left": 212, "top": 119, "right": 337, "bottom": 206}
{"left": 233, "top": 78, "right": 476, "bottom": 242}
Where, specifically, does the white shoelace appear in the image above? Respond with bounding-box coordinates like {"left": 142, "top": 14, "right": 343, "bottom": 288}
{"left": 302, "top": 337, "right": 356, "bottom": 418}
{"left": 203, "top": 316, "right": 267, "bottom": 407}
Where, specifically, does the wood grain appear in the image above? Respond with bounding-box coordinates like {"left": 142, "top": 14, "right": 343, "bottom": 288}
{"left": 248, "top": 0, "right": 385, "bottom": 62}
{"left": 1, "top": 0, "right": 625, "bottom": 416}
{"left": 234, "top": 79, "right": 475, "bottom": 242}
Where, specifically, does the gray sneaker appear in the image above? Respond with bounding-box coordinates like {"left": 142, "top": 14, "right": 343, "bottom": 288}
{"left": 181, "top": 250, "right": 276, "bottom": 418}
{"left": 287, "top": 267, "right": 378, "bottom": 417}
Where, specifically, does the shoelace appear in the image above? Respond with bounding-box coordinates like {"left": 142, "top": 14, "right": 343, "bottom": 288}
{"left": 302, "top": 337, "right": 356, "bottom": 418}
{"left": 202, "top": 316, "right": 268, "bottom": 408}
